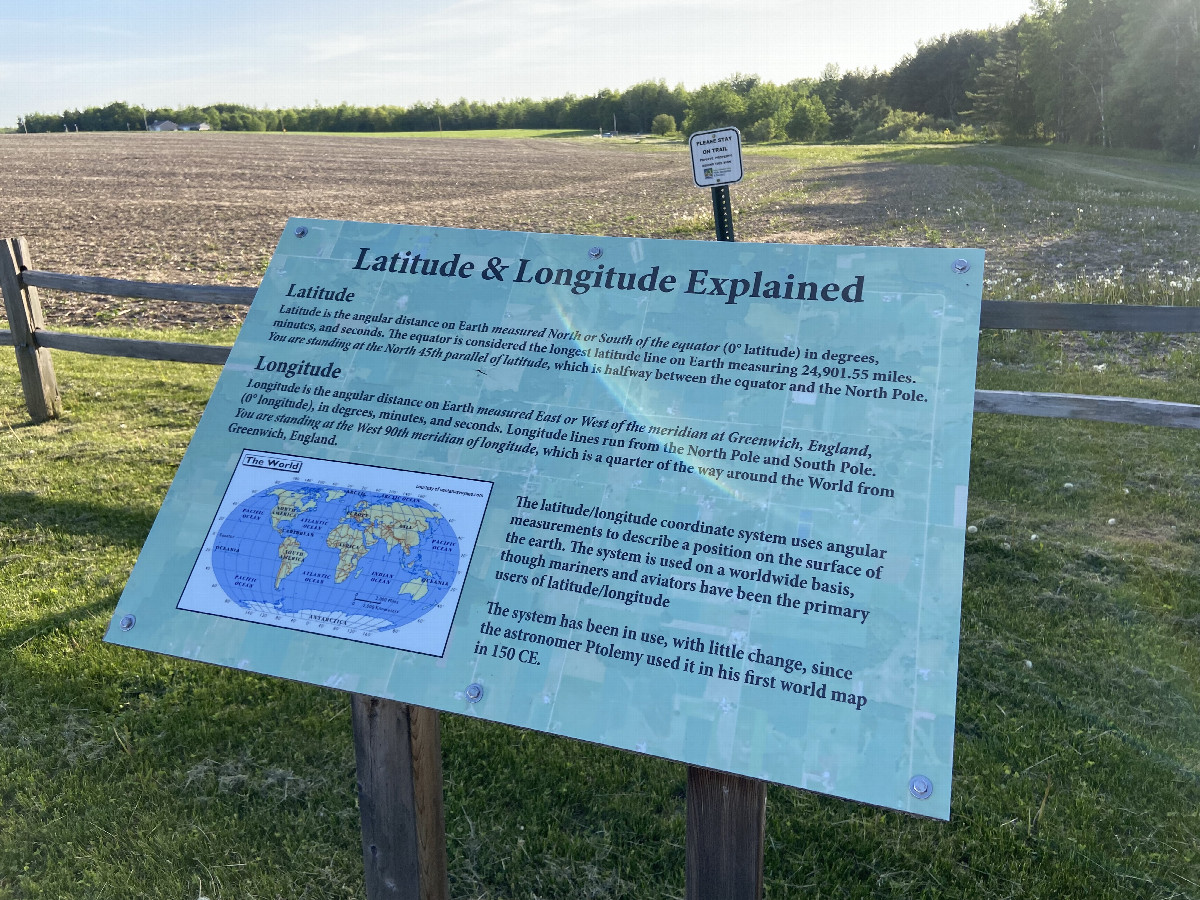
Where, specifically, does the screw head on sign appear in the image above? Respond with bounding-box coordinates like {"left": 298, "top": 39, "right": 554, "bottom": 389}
{"left": 119, "top": 614, "right": 136, "bottom": 632}
{"left": 908, "top": 775, "right": 933, "bottom": 800}
{"left": 294, "top": 225, "right": 309, "bottom": 238}
{"left": 953, "top": 258, "right": 970, "bottom": 274}
{"left": 465, "top": 683, "right": 484, "bottom": 703}
{"left": 588, "top": 246, "right": 603, "bottom": 260}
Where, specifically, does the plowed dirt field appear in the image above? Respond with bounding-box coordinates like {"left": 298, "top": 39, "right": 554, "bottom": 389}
{"left": 1, "top": 132, "right": 1194, "bottom": 329}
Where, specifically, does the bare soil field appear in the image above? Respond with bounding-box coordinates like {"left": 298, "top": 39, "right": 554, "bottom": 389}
{"left": 0, "top": 132, "right": 1196, "bottom": 329}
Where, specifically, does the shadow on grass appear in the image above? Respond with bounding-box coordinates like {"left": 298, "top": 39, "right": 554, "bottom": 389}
{"left": 0, "top": 591, "right": 120, "bottom": 651}
{"left": 0, "top": 490, "right": 156, "bottom": 547}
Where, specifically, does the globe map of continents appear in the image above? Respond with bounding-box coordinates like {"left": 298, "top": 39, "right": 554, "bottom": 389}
{"left": 211, "top": 482, "right": 461, "bottom": 633}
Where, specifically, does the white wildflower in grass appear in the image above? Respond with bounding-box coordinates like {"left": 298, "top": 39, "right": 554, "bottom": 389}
{"left": 967, "top": 525, "right": 978, "bottom": 534}
{"left": 1108, "top": 518, "right": 1117, "bottom": 525}
{"left": 1030, "top": 534, "right": 1039, "bottom": 541}
{"left": 1063, "top": 482, "right": 1074, "bottom": 489}
{"left": 1002, "top": 542, "right": 1012, "bottom": 551}
{"left": 1024, "top": 660, "right": 1033, "bottom": 669}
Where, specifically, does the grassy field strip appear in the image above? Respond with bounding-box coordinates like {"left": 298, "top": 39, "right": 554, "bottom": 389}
{"left": 973, "top": 145, "right": 1200, "bottom": 197}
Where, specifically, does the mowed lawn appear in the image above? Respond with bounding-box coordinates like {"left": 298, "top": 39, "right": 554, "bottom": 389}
{"left": 2, "top": 139, "right": 1200, "bottom": 899}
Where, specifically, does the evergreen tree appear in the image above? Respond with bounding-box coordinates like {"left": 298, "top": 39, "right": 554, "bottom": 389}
{"left": 1111, "top": 0, "right": 1200, "bottom": 157}
{"left": 968, "top": 24, "right": 1037, "bottom": 139}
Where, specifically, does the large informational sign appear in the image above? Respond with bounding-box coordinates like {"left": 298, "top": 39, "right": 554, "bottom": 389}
{"left": 106, "top": 220, "right": 983, "bottom": 819}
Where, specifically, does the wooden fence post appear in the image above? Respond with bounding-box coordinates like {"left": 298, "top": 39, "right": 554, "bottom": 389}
{"left": 0, "top": 238, "right": 61, "bottom": 422}
{"left": 350, "top": 696, "right": 449, "bottom": 900}
{"left": 686, "top": 766, "right": 767, "bottom": 900}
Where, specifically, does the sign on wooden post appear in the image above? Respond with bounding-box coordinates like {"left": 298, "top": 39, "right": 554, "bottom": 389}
{"left": 0, "top": 238, "right": 61, "bottom": 422}
{"left": 106, "top": 220, "right": 983, "bottom": 890}
{"left": 687, "top": 766, "right": 766, "bottom": 900}
{"left": 351, "top": 695, "right": 448, "bottom": 900}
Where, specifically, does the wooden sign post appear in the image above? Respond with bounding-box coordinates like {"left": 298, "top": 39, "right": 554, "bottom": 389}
{"left": 351, "top": 696, "right": 448, "bottom": 900}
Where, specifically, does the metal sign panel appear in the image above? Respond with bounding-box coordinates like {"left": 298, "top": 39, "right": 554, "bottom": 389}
{"left": 106, "top": 220, "right": 983, "bottom": 819}
{"left": 689, "top": 127, "right": 744, "bottom": 187}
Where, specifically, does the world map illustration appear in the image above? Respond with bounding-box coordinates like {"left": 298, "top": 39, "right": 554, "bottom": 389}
{"left": 210, "top": 482, "right": 461, "bottom": 632}
{"left": 178, "top": 452, "right": 491, "bottom": 654}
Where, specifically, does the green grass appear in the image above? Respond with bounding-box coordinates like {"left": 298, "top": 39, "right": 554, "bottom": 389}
{"left": 5, "top": 333, "right": 1200, "bottom": 898}
{"left": 5, "top": 142, "right": 1200, "bottom": 897}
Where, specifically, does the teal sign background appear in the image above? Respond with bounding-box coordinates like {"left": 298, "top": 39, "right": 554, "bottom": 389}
{"left": 106, "top": 219, "right": 983, "bottom": 819}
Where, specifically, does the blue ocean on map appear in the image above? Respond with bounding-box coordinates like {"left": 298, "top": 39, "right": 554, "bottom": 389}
{"left": 210, "top": 482, "right": 461, "bottom": 631}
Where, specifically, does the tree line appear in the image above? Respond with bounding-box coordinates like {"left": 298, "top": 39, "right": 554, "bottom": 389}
{"left": 17, "top": 0, "right": 1199, "bottom": 159}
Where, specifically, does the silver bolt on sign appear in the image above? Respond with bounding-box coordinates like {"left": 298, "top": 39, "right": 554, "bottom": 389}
{"left": 908, "top": 775, "right": 933, "bottom": 800}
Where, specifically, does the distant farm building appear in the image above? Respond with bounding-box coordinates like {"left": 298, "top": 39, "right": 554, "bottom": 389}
{"left": 147, "top": 120, "right": 210, "bottom": 132}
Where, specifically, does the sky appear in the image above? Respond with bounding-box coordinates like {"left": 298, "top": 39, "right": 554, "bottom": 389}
{"left": 0, "top": 0, "right": 1035, "bottom": 128}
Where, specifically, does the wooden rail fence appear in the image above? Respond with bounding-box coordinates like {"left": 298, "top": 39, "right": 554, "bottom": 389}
{"left": 5, "top": 235, "right": 1200, "bottom": 430}
{"left": 6, "top": 233, "right": 1200, "bottom": 899}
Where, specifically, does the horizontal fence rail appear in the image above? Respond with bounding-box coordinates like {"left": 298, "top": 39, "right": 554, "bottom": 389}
{"left": 4, "top": 248, "right": 1200, "bottom": 429}
{"left": 20, "top": 270, "right": 257, "bottom": 306}
{"left": 979, "top": 299, "right": 1200, "bottom": 332}
{"left": 974, "top": 390, "right": 1200, "bottom": 429}
{"left": 12, "top": 276, "right": 1200, "bottom": 331}
{"left": 33, "top": 330, "right": 232, "bottom": 365}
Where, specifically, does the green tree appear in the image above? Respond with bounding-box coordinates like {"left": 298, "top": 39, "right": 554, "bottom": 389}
{"left": 968, "top": 23, "right": 1037, "bottom": 139}
{"left": 650, "top": 113, "right": 676, "bottom": 135}
{"left": 682, "top": 80, "right": 747, "bottom": 132}
{"left": 1021, "top": 0, "right": 1125, "bottom": 145}
{"left": 888, "top": 29, "right": 1000, "bottom": 122}
{"left": 743, "top": 81, "right": 794, "bottom": 139}
{"left": 621, "top": 80, "right": 677, "bottom": 133}
{"left": 785, "top": 94, "right": 831, "bottom": 141}
{"left": 745, "top": 118, "right": 777, "bottom": 142}
{"left": 1111, "top": 0, "right": 1200, "bottom": 157}
{"left": 1019, "top": 0, "right": 1071, "bottom": 139}
{"left": 814, "top": 63, "right": 842, "bottom": 109}
{"left": 1062, "top": 0, "right": 1126, "bottom": 146}
{"left": 823, "top": 68, "right": 890, "bottom": 139}
{"left": 850, "top": 96, "right": 894, "bottom": 141}
{"left": 20, "top": 112, "right": 64, "bottom": 132}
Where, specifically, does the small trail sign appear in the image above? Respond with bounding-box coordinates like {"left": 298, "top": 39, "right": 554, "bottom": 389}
{"left": 689, "top": 127, "right": 743, "bottom": 188}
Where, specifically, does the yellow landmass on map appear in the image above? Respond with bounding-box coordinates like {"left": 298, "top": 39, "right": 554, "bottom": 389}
{"left": 269, "top": 489, "right": 318, "bottom": 531}
{"left": 398, "top": 577, "right": 428, "bottom": 602}
{"left": 327, "top": 523, "right": 368, "bottom": 583}
{"left": 275, "top": 536, "right": 307, "bottom": 588}
{"left": 356, "top": 502, "right": 444, "bottom": 554}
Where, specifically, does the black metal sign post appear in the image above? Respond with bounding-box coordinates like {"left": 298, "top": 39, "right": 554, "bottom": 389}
{"left": 711, "top": 185, "right": 735, "bottom": 242}
{"left": 688, "top": 127, "right": 741, "bottom": 245}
